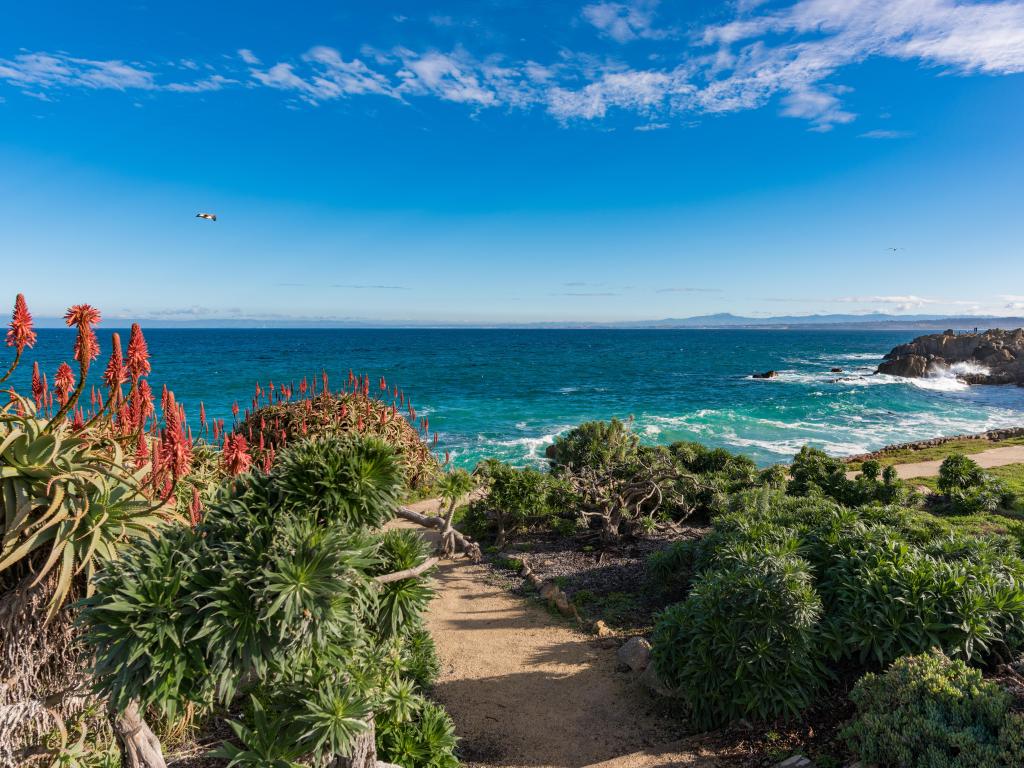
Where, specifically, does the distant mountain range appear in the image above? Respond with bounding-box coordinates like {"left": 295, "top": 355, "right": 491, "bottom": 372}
{"left": 31, "top": 312, "right": 1024, "bottom": 330}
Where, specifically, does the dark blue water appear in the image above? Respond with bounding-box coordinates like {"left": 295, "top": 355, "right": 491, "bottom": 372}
{"left": 11, "top": 328, "right": 1024, "bottom": 467}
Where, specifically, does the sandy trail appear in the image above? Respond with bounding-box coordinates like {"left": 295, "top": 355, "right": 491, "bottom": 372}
{"left": 403, "top": 443, "right": 1024, "bottom": 767}
{"left": 396, "top": 499, "right": 714, "bottom": 768}
{"left": 846, "top": 444, "right": 1024, "bottom": 480}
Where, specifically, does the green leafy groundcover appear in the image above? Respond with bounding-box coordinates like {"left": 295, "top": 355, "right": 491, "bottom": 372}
{"left": 649, "top": 490, "right": 1024, "bottom": 726}
{"left": 844, "top": 649, "right": 1024, "bottom": 768}
{"left": 82, "top": 436, "right": 458, "bottom": 768}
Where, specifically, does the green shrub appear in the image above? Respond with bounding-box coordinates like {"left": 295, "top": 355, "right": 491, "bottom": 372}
{"left": 936, "top": 453, "right": 1019, "bottom": 514}
{"left": 83, "top": 437, "right": 448, "bottom": 766}
{"left": 938, "top": 453, "right": 987, "bottom": 494}
{"left": 645, "top": 540, "right": 700, "bottom": 601}
{"left": 378, "top": 700, "right": 459, "bottom": 768}
{"left": 650, "top": 549, "right": 826, "bottom": 726}
{"left": 816, "top": 532, "right": 1024, "bottom": 664}
{"left": 549, "top": 419, "right": 639, "bottom": 473}
{"left": 788, "top": 446, "right": 908, "bottom": 506}
{"left": 844, "top": 649, "right": 1024, "bottom": 768}
{"left": 469, "top": 461, "right": 574, "bottom": 546}
{"left": 271, "top": 436, "right": 405, "bottom": 529}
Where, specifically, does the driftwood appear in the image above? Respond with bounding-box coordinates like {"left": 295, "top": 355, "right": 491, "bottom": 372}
{"left": 110, "top": 700, "right": 166, "bottom": 768}
{"left": 374, "top": 557, "right": 439, "bottom": 584}
{"left": 394, "top": 507, "right": 481, "bottom": 562}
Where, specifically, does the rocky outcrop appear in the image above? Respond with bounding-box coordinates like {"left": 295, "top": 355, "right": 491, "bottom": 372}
{"left": 877, "top": 328, "right": 1024, "bottom": 385}
{"left": 752, "top": 370, "right": 778, "bottom": 379}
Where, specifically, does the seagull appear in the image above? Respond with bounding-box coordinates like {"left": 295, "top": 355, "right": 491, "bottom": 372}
{"left": 887, "top": 247, "right": 902, "bottom": 253}
{"left": 196, "top": 212, "right": 217, "bottom": 222}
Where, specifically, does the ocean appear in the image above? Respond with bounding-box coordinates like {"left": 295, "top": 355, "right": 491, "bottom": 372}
{"left": 13, "top": 328, "right": 1024, "bottom": 468}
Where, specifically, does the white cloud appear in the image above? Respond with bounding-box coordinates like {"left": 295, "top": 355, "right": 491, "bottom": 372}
{"left": 5, "top": 1, "right": 1024, "bottom": 130}
{"left": 634, "top": 122, "right": 668, "bottom": 130}
{"left": 860, "top": 128, "right": 912, "bottom": 138}
{"left": 0, "top": 52, "right": 156, "bottom": 91}
{"left": 582, "top": 1, "right": 668, "bottom": 43}
{"left": 250, "top": 47, "right": 395, "bottom": 103}
{"left": 165, "top": 74, "right": 234, "bottom": 93}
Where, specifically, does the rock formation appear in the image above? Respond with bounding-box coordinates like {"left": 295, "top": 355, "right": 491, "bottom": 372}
{"left": 877, "top": 328, "right": 1024, "bottom": 385}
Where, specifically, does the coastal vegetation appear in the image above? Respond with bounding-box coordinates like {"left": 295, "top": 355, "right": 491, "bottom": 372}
{"left": 461, "top": 420, "right": 1024, "bottom": 765}
{"left": 0, "top": 294, "right": 455, "bottom": 768}
{"left": 4, "top": 291, "right": 1024, "bottom": 768}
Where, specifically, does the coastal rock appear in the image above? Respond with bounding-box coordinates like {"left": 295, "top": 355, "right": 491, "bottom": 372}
{"left": 876, "top": 353, "right": 931, "bottom": 378}
{"left": 752, "top": 370, "right": 778, "bottom": 379}
{"left": 616, "top": 636, "right": 651, "bottom": 672}
{"left": 877, "top": 328, "right": 1024, "bottom": 386}
{"left": 830, "top": 367, "right": 844, "bottom": 373}
{"left": 775, "top": 757, "right": 814, "bottom": 768}
{"left": 639, "top": 662, "right": 676, "bottom": 697}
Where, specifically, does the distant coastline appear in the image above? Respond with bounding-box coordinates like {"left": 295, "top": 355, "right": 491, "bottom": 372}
{"left": 26, "top": 313, "right": 1024, "bottom": 331}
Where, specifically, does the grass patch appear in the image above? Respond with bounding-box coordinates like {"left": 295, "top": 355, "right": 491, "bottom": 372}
{"left": 846, "top": 436, "right": 1024, "bottom": 470}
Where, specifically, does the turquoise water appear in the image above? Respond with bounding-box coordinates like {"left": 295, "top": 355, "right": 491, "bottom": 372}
{"left": 15, "top": 328, "right": 1024, "bottom": 468}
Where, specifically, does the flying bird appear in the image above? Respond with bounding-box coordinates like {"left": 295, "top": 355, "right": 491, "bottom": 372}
{"left": 196, "top": 212, "right": 217, "bottom": 222}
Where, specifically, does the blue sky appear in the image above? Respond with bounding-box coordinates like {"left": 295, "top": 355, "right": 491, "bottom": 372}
{"left": 2, "top": 0, "right": 1024, "bottom": 324}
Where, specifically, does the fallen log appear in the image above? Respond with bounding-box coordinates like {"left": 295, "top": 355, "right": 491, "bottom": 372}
{"left": 394, "top": 507, "right": 482, "bottom": 562}
{"left": 375, "top": 557, "right": 439, "bottom": 584}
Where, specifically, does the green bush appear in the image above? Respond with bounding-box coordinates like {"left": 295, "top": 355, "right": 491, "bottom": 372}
{"left": 938, "top": 453, "right": 987, "bottom": 494}
{"left": 549, "top": 418, "right": 639, "bottom": 473}
{"left": 645, "top": 540, "right": 700, "bottom": 601}
{"left": 935, "top": 454, "right": 1017, "bottom": 514}
{"left": 816, "top": 531, "right": 1024, "bottom": 664}
{"left": 844, "top": 649, "right": 1024, "bottom": 768}
{"left": 788, "top": 446, "right": 908, "bottom": 506}
{"left": 83, "top": 437, "right": 450, "bottom": 767}
{"left": 650, "top": 549, "right": 826, "bottom": 726}
{"left": 469, "top": 461, "right": 575, "bottom": 546}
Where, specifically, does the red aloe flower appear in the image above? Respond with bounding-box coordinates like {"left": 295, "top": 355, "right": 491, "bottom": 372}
{"left": 31, "top": 362, "right": 44, "bottom": 407}
{"left": 6, "top": 294, "right": 37, "bottom": 352}
{"left": 65, "top": 304, "right": 101, "bottom": 365}
{"left": 231, "top": 401, "right": 240, "bottom": 419}
{"left": 189, "top": 487, "right": 203, "bottom": 528}
{"left": 71, "top": 407, "right": 84, "bottom": 431}
{"left": 223, "top": 433, "right": 252, "bottom": 476}
{"left": 199, "top": 401, "right": 207, "bottom": 431}
{"left": 103, "top": 332, "right": 126, "bottom": 394}
{"left": 126, "top": 323, "right": 151, "bottom": 380}
{"left": 132, "top": 378, "right": 155, "bottom": 430}
{"left": 54, "top": 363, "right": 75, "bottom": 406}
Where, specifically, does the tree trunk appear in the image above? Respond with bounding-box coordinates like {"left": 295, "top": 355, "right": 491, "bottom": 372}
{"left": 329, "top": 717, "right": 376, "bottom": 768}
{"left": 394, "top": 507, "right": 481, "bottom": 561}
{"left": 440, "top": 501, "right": 457, "bottom": 557}
{"left": 110, "top": 700, "right": 166, "bottom": 768}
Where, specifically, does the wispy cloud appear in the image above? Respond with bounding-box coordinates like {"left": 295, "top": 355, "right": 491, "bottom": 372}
{"left": 5, "top": 1, "right": 1024, "bottom": 131}
{"left": 656, "top": 286, "right": 723, "bottom": 293}
{"left": 860, "top": 129, "right": 913, "bottom": 139}
{"left": 581, "top": 1, "right": 670, "bottom": 43}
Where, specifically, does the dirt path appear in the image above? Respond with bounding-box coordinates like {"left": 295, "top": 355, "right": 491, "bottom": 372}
{"left": 846, "top": 445, "right": 1024, "bottom": 480}
{"left": 396, "top": 499, "right": 715, "bottom": 768}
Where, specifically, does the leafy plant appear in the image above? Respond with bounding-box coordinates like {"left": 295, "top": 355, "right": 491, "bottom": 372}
{"left": 651, "top": 548, "right": 826, "bottom": 726}
{"left": 548, "top": 418, "right": 639, "bottom": 473}
{"left": 83, "top": 436, "right": 450, "bottom": 767}
{"left": 843, "top": 649, "right": 1024, "bottom": 768}
{"left": 468, "top": 461, "right": 572, "bottom": 546}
